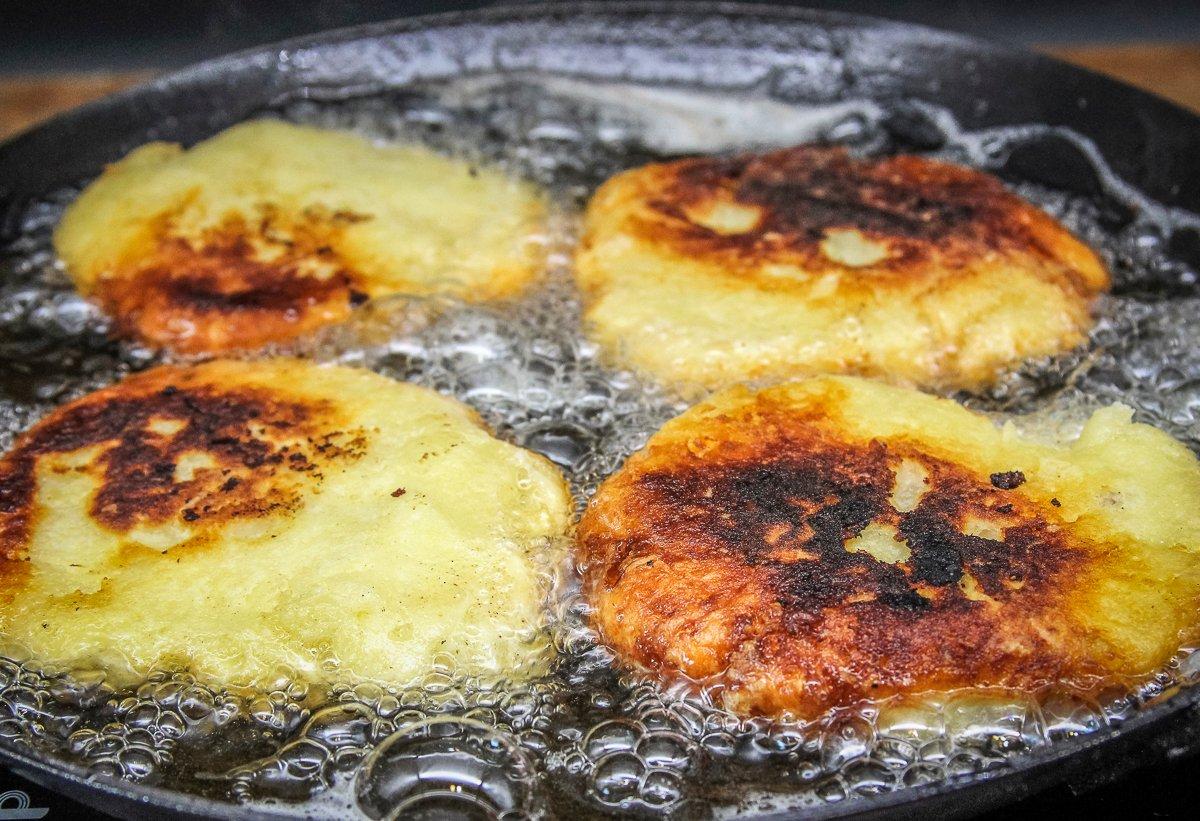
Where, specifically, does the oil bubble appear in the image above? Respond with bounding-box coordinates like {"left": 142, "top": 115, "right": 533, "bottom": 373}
{"left": 356, "top": 717, "right": 540, "bottom": 820}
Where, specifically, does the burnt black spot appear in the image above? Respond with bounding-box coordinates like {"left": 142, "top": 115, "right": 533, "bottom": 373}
{"left": 739, "top": 174, "right": 978, "bottom": 240}
{"left": 810, "top": 492, "right": 878, "bottom": 540}
{"left": 0, "top": 373, "right": 355, "bottom": 557}
{"left": 697, "top": 453, "right": 890, "bottom": 570}
{"left": 990, "top": 470, "right": 1026, "bottom": 490}
{"left": 94, "top": 208, "right": 373, "bottom": 353}
{"left": 628, "top": 429, "right": 1075, "bottom": 624}
{"left": 658, "top": 146, "right": 1054, "bottom": 266}
{"left": 155, "top": 269, "right": 353, "bottom": 313}
{"left": 349, "top": 290, "right": 370, "bottom": 306}
{"left": 879, "top": 589, "right": 930, "bottom": 611}
{"left": 639, "top": 444, "right": 914, "bottom": 612}
{"left": 901, "top": 511, "right": 965, "bottom": 586}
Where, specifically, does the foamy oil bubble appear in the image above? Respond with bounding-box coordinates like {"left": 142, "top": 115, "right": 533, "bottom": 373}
{"left": 2, "top": 73, "right": 1200, "bottom": 817}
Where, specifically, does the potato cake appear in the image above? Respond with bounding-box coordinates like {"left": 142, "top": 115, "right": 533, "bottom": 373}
{"left": 54, "top": 120, "right": 546, "bottom": 353}
{"left": 576, "top": 147, "right": 1108, "bottom": 393}
{"left": 577, "top": 376, "right": 1200, "bottom": 718}
{"left": 0, "top": 359, "right": 571, "bottom": 687}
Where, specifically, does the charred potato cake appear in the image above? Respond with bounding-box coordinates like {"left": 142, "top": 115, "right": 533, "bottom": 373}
{"left": 54, "top": 120, "right": 546, "bottom": 353}
{"left": 577, "top": 376, "right": 1200, "bottom": 718}
{"left": 0, "top": 359, "right": 570, "bottom": 687}
{"left": 576, "top": 146, "right": 1108, "bottom": 393}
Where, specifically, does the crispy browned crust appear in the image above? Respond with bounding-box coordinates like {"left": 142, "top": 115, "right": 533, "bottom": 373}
{"left": 0, "top": 363, "right": 367, "bottom": 587}
{"left": 594, "top": 145, "right": 1108, "bottom": 296}
{"left": 96, "top": 206, "right": 370, "bottom": 354}
{"left": 576, "top": 385, "right": 1131, "bottom": 718}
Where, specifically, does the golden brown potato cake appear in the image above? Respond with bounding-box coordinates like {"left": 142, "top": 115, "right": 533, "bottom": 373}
{"left": 0, "top": 358, "right": 571, "bottom": 687}
{"left": 53, "top": 120, "right": 546, "bottom": 354}
{"left": 576, "top": 146, "right": 1109, "bottom": 393}
{"left": 576, "top": 376, "right": 1200, "bottom": 718}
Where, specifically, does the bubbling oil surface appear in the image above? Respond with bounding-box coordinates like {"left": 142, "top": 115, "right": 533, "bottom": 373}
{"left": 2, "top": 75, "right": 1200, "bottom": 819}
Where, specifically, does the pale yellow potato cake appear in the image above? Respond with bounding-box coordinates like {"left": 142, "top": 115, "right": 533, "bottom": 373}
{"left": 54, "top": 120, "right": 546, "bottom": 353}
{"left": 0, "top": 359, "right": 571, "bottom": 688}
{"left": 577, "top": 376, "right": 1200, "bottom": 718}
{"left": 576, "top": 146, "right": 1109, "bottom": 393}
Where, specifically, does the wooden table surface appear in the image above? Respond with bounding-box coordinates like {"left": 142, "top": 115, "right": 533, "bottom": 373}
{"left": 0, "top": 44, "right": 1197, "bottom": 141}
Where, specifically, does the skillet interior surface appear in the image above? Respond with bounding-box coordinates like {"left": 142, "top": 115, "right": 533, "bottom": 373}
{"left": 3, "top": 3, "right": 1200, "bottom": 818}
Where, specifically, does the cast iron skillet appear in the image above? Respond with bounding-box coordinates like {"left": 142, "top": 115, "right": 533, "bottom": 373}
{"left": 2, "top": 3, "right": 1200, "bottom": 818}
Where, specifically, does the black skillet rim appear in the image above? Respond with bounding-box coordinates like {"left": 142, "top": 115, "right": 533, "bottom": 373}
{"left": 2, "top": 2, "right": 1200, "bottom": 818}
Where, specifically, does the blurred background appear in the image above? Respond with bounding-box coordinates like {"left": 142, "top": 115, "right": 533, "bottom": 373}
{"left": 0, "top": 0, "right": 1199, "bottom": 139}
